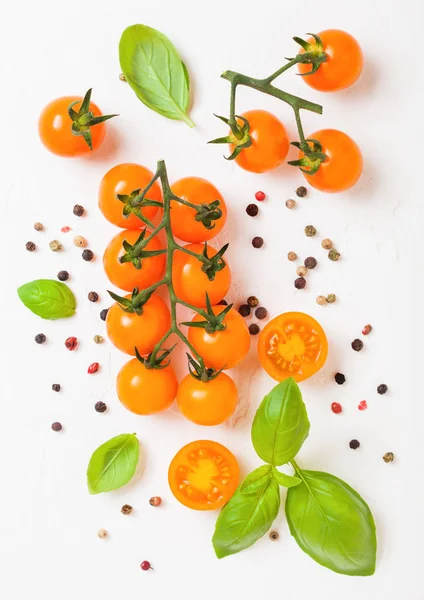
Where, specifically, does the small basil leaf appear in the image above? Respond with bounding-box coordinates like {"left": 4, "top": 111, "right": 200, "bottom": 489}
{"left": 272, "top": 467, "right": 301, "bottom": 488}
{"left": 240, "top": 465, "right": 272, "bottom": 494}
{"left": 17, "top": 279, "right": 76, "bottom": 319}
{"left": 251, "top": 378, "right": 309, "bottom": 466}
{"left": 285, "top": 470, "right": 377, "bottom": 576}
{"left": 87, "top": 433, "right": 140, "bottom": 495}
{"left": 213, "top": 475, "right": 280, "bottom": 559}
{"left": 119, "top": 24, "right": 194, "bottom": 127}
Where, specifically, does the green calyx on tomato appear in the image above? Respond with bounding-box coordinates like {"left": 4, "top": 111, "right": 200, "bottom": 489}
{"left": 107, "top": 287, "right": 153, "bottom": 316}
{"left": 288, "top": 137, "right": 328, "bottom": 175}
{"left": 117, "top": 187, "right": 162, "bottom": 226}
{"left": 68, "top": 88, "right": 118, "bottom": 150}
{"left": 186, "top": 353, "right": 223, "bottom": 383}
{"left": 181, "top": 293, "right": 232, "bottom": 334}
{"left": 135, "top": 344, "right": 176, "bottom": 370}
{"left": 118, "top": 228, "right": 167, "bottom": 270}
{"left": 291, "top": 33, "right": 327, "bottom": 76}
{"left": 200, "top": 242, "right": 229, "bottom": 281}
{"left": 192, "top": 199, "right": 223, "bottom": 230}
{"left": 208, "top": 114, "right": 252, "bottom": 161}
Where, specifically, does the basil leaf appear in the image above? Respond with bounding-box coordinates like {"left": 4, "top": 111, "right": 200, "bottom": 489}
{"left": 213, "top": 474, "right": 280, "bottom": 558}
{"left": 87, "top": 434, "right": 140, "bottom": 495}
{"left": 285, "top": 470, "right": 377, "bottom": 576}
{"left": 240, "top": 465, "right": 272, "bottom": 494}
{"left": 17, "top": 279, "right": 76, "bottom": 319}
{"left": 272, "top": 467, "right": 301, "bottom": 488}
{"left": 119, "top": 24, "right": 194, "bottom": 127}
{"left": 251, "top": 378, "right": 310, "bottom": 466}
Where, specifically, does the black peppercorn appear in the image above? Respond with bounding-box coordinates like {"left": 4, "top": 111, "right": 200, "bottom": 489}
{"left": 100, "top": 308, "right": 109, "bottom": 321}
{"left": 349, "top": 439, "right": 360, "bottom": 450}
{"left": 247, "top": 296, "right": 259, "bottom": 307}
{"left": 252, "top": 236, "right": 264, "bottom": 248}
{"left": 88, "top": 291, "right": 99, "bottom": 302}
{"left": 296, "top": 186, "right": 307, "bottom": 198}
{"left": 57, "top": 270, "right": 69, "bottom": 281}
{"left": 351, "top": 339, "right": 364, "bottom": 352}
{"left": 255, "top": 307, "right": 267, "bottom": 320}
{"left": 238, "top": 304, "right": 251, "bottom": 317}
{"left": 217, "top": 299, "right": 228, "bottom": 306}
{"left": 73, "top": 204, "right": 85, "bottom": 217}
{"left": 294, "top": 277, "right": 306, "bottom": 290}
{"left": 35, "top": 333, "right": 46, "bottom": 344}
{"left": 249, "top": 324, "right": 260, "bottom": 335}
{"left": 377, "top": 384, "right": 388, "bottom": 395}
{"left": 246, "top": 204, "right": 259, "bottom": 217}
{"left": 26, "top": 241, "right": 36, "bottom": 252}
{"left": 304, "top": 257, "right": 317, "bottom": 269}
{"left": 51, "top": 422, "right": 62, "bottom": 432}
{"left": 52, "top": 384, "right": 61, "bottom": 392}
{"left": 82, "top": 249, "right": 94, "bottom": 262}
{"left": 95, "top": 401, "right": 107, "bottom": 413}
{"left": 334, "top": 373, "right": 346, "bottom": 385}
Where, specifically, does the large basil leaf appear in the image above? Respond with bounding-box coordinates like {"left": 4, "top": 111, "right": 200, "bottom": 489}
{"left": 17, "top": 279, "right": 76, "bottom": 319}
{"left": 87, "top": 434, "right": 140, "bottom": 495}
{"left": 119, "top": 25, "right": 194, "bottom": 127}
{"left": 251, "top": 378, "right": 309, "bottom": 466}
{"left": 213, "top": 474, "right": 280, "bottom": 558}
{"left": 285, "top": 470, "right": 377, "bottom": 576}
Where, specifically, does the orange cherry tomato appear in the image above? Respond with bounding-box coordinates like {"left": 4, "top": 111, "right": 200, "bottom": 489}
{"left": 106, "top": 294, "right": 171, "bottom": 356}
{"left": 168, "top": 440, "right": 240, "bottom": 510}
{"left": 117, "top": 358, "right": 177, "bottom": 415}
{"left": 39, "top": 96, "right": 107, "bottom": 157}
{"left": 103, "top": 229, "right": 166, "bottom": 292}
{"left": 98, "top": 163, "right": 162, "bottom": 229}
{"left": 232, "top": 110, "right": 289, "bottom": 173}
{"left": 258, "top": 312, "right": 328, "bottom": 383}
{"left": 177, "top": 373, "right": 238, "bottom": 426}
{"left": 298, "top": 30, "right": 363, "bottom": 92}
{"left": 170, "top": 177, "right": 227, "bottom": 243}
{"left": 188, "top": 306, "right": 250, "bottom": 370}
{"left": 172, "top": 244, "right": 231, "bottom": 308}
{"left": 300, "top": 129, "right": 363, "bottom": 193}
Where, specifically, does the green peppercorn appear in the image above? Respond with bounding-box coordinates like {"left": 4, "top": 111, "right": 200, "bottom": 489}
{"left": 328, "top": 249, "right": 341, "bottom": 261}
{"left": 326, "top": 293, "right": 336, "bottom": 303}
{"left": 93, "top": 335, "right": 104, "bottom": 344}
{"left": 49, "top": 240, "right": 62, "bottom": 252}
{"left": 383, "top": 452, "right": 394, "bottom": 463}
{"left": 304, "top": 225, "right": 316, "bottom": 237}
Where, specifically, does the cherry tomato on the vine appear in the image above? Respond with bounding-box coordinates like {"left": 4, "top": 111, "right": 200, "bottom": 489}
{"left": 188, "top": 306, "right": 250, "bottom": 370}
{"left": 258, "top": 312, "right": 328, "bottom": 383}
{"left": 99, "top": 163, "right": 162, "bottom": 229}
{"left": 232, "top": 110, "right": 289, "bottom": 173}
{"left": 170, "top": 177, "right": 227, "bottom": 243}
{"left": 168, "top": 440, "right": 240, "bottom": 510}
{"left": 103, "top": 229, "right": 166, "bottom": 292}
{"left": 300, "top": 129, "right": 363, "bottom": 193}
{"left": 172, "top": 244, "right": 231, "bottom": 308}
{"left": 298, "top": 30, "right": 363, "bottom": 92}
{"left": 117, "top": 358, "right": 177, "bottom": 415}
{"left": 177, "top": 372, "right": 238, "bottom": 426}
{"left": 106, "top": 295, "right": 171, "bottom": 356}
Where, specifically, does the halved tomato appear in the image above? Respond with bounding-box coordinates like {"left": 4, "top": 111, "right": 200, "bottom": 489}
{"left": 258, "top": 312, "right": 328, "bottom": 382}
{"left": 168, "top": 440, "right": 239, "bottom": 511}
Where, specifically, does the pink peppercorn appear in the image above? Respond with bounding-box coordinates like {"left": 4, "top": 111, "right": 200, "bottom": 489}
{"left": 65, "top": 336, "right": 78, "bottom": 351}
{"left": 255, "top": 191, "right": 266, "bottom": 201}
{"left": 362, "top": 324, "right": 372, "bottom": 335}
{"left": 331, "top": 402, "right": 342, "bottom": 414}
{"left": 87, "top": 362, "right": 99, "bottom": 374}
{"left": 140, "top": 561, "right": 152, "bottom": 571}
{"left": 358, "top": 400, "right": 368, "bottom": 411}
{"left": 61, "top": 226, "right": 72, "bottom": 233}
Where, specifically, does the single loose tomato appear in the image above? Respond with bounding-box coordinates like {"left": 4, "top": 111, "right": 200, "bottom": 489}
{"left": 188, "top": 306, "right": 250, "bottom": 370}
{"left": 103, "top": 229, "right": 166, "bottom": 292}
{"left": 170, "top": 177, "right": 227, "bottom": 243}
{"left": 298, "top": 30, "right": 363, "bottom": 92}
{"left": 177, "top": 373, "right": 238, "bottom": 426}
{"left": 117, "top": 358, "right": 177, "bottom": 415}
{"left": 168, "top": 440, "right": 239, "bottom": 510}
{"left": 99, "top": 163, "right": 162, "bottom": 229}
{"left": 300, "top": 129, "right": 363, "bottom": 193}
{"left": 232, "top": 110, "right": 289, "bottom": 173}
{"left": 258, "top": 312, "right": 328, "bottom": 382}
{"left": 106, "top": 294, "right": 171, "bottom": 356}
{"left": 172, "top": 244, "right": 231, "bottom": 308}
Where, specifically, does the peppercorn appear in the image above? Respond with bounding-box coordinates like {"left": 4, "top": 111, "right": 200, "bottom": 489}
{"left": 246, "top": 204, "right": 259, "bottom": 217}
{"left": 97, "top": 528, "right": 108, "bottom": 539}
{"left": 288, "top": 251, "right": 297, "bottom": 261}
{"left": 362, "top": 324, "right": 372, "bottom": 335}
{"left": 73, "top": 204, "right": 85, "bottom": 217}
{"left": 316, "top": 295, "right": 327, "bottom": 306}
{"left": 121, "top": 504, "right": 133, "bottom": 515}
{"left": 328, "top": 249, "right": 341, "bottom": 261}
{"left": 82, "top": 249, "right": 94, "bottom": 261}
{"left": 95, "top": 401, "right": 107, "bottom": 413}
{"left": 26, "top": 241, "right": 36, "bottom": 252}
{"left": 252, "top": 236, "right": 263, "bottom": 248}
{"left": 269, "top": 531, "right": 279, "bottom": 541}
{"left": 119, "top": 73, "right": 126, "bottom": 82}
{"left": 321, "top": 238, "right": 333, "bottom": 250}
{"left": 296, "top": 186, "right": 307, "bottom": 198}
{"left": 61, "top": 226, "right": 71, "bottom": 233}
{"left": 52, "top": 384, "right": 61, "bottom": 392}
{"left": 349, "top": 439, "right": 360, "bottom": 450}
{"left": 73, "top": 235, "right": 87, "bottom": 248}
{"left": 238, "top": 304, "right": 251, "bottom": 317}
{"left": 149, "top": 496, "right": 162, "bottom": 507}
{"left": 304, "top": 257, "right": 317, "bottom": 269}
{"left": 377, "top": 384, "right": 388, "bottom": 395}
{"left": 35, "top": 333, "right": 46, "bottom": 344}
{"left": 304, "top": 225, "right": 316, "bottom": 237}
{"left": 100, "top": 308, "right": 109, "bottom": 321}
{"left": 334, "top": 372, "right": 346, "bottom": 385}
{"left": 247, "top": 296, "right": 259, "bottom": 308}
{"left": 351, "top": 339, "right": 364, "bottom": 352}
{"left": 255, "top": 307, "right": 267, "bottom": 320}
{"left": 326, "top": 293, "right": 336, "bottom": 303}
{"left": 34, "top": 222, "right": 44, "bottom": 231}
{"left": 331, "top": 402, "right": 342, "bottom": 414}
{"left": 51, "top": 422, "right": 62, "bottom": 432}
{"left": 383, "top": 452, "right": 394, "bottom": 463}
{"left": 358, "top": 400, "right": 368, "bottom": 411}
{"left": 65, "top": 336, "right": 78, "bottom": 351}
{"left": 88, "top": 291, "right": 99, "bottom": 303}
{"left": 249, "top": 324, "right": 260, "bottom": 335}
{"left": 57, "top": 270, "right": 69, "bottom": 281}
{"left": 294, "top": 277, "right": 306, "bottom": 289}
{"left": 140, "top": 561, "right": 152, "bottom": 571}
{"left": 88, "top": 362, "right": 100, "bottom": 374}
{"left": 217, "top": 299, "right": 228, "bottom": 305}
{"left": 49, "top": 240, "right": 62, "bottom": 251}
{"left": 296, "top": 266, "right": 308, "bottom": 277}
{"left": 255, "top": 191, "right": 266, "bottom": 201}
{"left": 93, "top": 335, "right": 104, "bottom": 344}
{"left": 285, "top": 199, "right": 296, "bottom": 209}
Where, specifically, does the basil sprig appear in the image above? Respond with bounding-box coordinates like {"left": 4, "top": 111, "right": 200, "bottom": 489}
{"left": 17, "top": 279, "right": 76, "bottom": 319}
{"left": 212, "top": 378, "right": 377, "bottom": 576}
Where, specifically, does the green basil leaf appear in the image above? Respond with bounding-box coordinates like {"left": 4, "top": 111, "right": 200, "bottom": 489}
{"left": 272, "top": 467, "right": 301, "bottom": 488}
{"left": 285, "top": 470, "right": 377, "bottom": 576}
{"left": 87, "top": 434, "right": 140, "bottom": 495}
{"left": 240, "top": 465, "right": 272, "bottom": 494}
{"left": 213, "top": 474, "right": 280, "bottom": 559}
{"left": 17, "top": 279, "right": 76, "bottom": 319}
{"left": 119, "top": 24, "right": 194, "bottom": 127}
{"left": 251, "top": 378, "right": 310, "bottom": 466}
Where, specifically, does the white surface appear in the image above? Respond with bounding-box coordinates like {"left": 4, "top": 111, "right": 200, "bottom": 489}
{"left": 1, "top": 1, "right": 423, "bottom": 598}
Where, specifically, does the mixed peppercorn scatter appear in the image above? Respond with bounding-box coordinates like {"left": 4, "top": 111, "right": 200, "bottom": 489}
{"left": 316, "top": 295, "right": 327, "bottom": 306}
{"left": 296, "top": 266, "right": 308, "bottom": 277}
{"left": 326, "top": 293, "right": 336, "bottom": 303}
{"left": 61, "top": 226, "right": 72, "bottom": 233}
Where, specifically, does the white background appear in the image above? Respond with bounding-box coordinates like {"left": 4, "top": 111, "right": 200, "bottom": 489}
{"left": 1, "top": 1, "right": 423, "bottom": 598}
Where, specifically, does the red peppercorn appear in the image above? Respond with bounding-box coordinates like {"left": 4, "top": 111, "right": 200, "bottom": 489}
{"left": 331, "top": 402, "right": 342, "bottom": 414}
{"left": 65, "top": 336, "right": 78, "bottom": 351}
{"left": 358, "top": 400, "right": 368, "bottom": 411}
{"left": 140, "top": 561, "right": 152, "bottom": 571}
{"left": 255, "top": 191, "right": 266, "bottom": 201}
{"left": 88, "top": 362, "right": 99, "bottom": 374}
{"left": 61, "top": 226, "right": 72, "bottom": 233}
{"left": 362, "top": 324, "right": 372, "bottom": 335}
